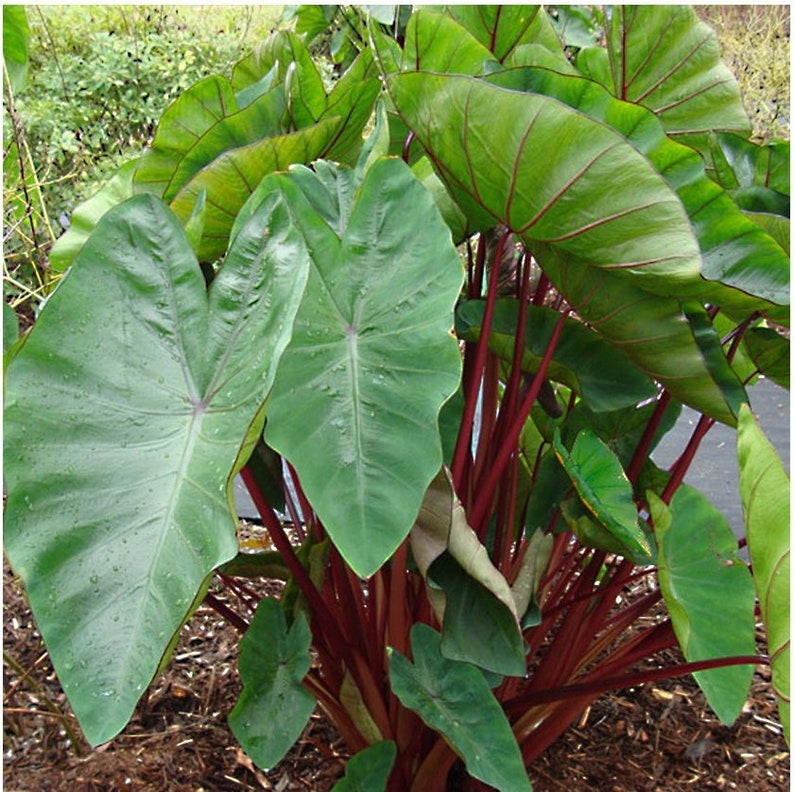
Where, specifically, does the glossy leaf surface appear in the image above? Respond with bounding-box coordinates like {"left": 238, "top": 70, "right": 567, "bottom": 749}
{"left": 229, "top": 599, "right": 316, "bottom": 769}
{"left": 650, "top": 486, "right": 756, "bottom": 725}
{"left": 4, "top": 194, "right": 310, "bottom": 744}
{"left": 554, "top": 430, "right": 653, "bottom": 563}
{"left": 251, "top": 159, "right": 463, "bottom": 577}
{"left": 737, "top": 405, "right": 790, "bottom": 741}
{"left": 389, "top": 624, "right": 532, "bottom": 792}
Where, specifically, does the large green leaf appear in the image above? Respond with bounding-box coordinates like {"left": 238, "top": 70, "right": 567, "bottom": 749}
{"left": 388, "top": 71, "right": 746, "bottom": 424}
{"left": 229, "top": 598, "right": 316, "bottom": 769}
{"left": 484, "top": 67, "right": 789, "bottom": 311}
{"left": 133, "top": 75, "right": 286, "bottom": 202}
{"left": 649, "top": 486, "right": 756, "bottom": 725}
{"left": 554, "top": 430, "right": 654, "bottom": 564}
{"left": 604, "top": 5, "right": 751, "bottom": 137}
{"left": 737, "top": 405, "right": 790, "bottom": 742}
{"left": 388, "top": 72, "right": 701, "bottom": 284}
{"left": 240, "top": 158, "right": 464, "bottom": 577}
{"left": 3, "top": 193, "right": 311, "bottom": 745}
{"left": 456, "top": 299, "right": 656, "bottom": 411}
{"left": 389, "top": 623, "right": 532, "bottom": 792}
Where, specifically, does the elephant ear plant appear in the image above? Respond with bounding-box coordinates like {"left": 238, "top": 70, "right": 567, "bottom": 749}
{"left": 4, "top": 5, "right": 790, "bottom": 790}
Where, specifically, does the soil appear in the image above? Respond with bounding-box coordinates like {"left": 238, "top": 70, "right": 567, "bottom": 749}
{"left": 3, "top": 561, "right": 789, "bottom": 791}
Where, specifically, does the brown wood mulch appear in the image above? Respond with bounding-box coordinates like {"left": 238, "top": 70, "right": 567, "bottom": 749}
{"left": 3, "top": 561, "right": 789, "bottom": 791}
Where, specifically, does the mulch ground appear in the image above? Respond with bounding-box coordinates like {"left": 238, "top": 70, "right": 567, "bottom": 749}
{"left": 3, "top": 561, "right": 789, "bottom": 791}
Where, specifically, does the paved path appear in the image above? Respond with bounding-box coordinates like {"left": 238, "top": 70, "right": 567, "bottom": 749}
{"left": 651, "top": 376, "right": 789, "bottom": 541}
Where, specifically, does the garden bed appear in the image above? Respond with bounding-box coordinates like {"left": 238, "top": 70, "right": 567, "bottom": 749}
{"left": 4, "top": 562, "right": 788, "bottom": 791}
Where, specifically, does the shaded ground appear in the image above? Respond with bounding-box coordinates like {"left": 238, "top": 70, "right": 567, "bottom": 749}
{"left": 3, "top": 562, "right": 789, "bottom": 791}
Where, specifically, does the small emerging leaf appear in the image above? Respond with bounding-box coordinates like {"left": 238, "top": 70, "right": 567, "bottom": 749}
{"left": 229, "top": 599, "right": 315, "bottom": 769}
{"left": 554, "top": 430, "right": 654, "bottom": 564}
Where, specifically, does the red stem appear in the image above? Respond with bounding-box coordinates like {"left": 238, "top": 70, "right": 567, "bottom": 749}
{"left": 662, "top": 413, "right": 714, "bottom": 503}
{"left": 451, "top": 232, "right": 511, "bottom": 491}
{"left": 626, "top": 390, "right": 671, "bottom": 485}
{"left": 468, "top": 309, "right": 569, "bottom": 530}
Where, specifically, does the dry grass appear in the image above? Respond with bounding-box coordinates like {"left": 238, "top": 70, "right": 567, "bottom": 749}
{"left": 698, "top": 5, "right": 790, "bottom": 141}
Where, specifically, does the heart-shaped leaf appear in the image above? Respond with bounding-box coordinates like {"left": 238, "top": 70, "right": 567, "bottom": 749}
{"left": 737, "top": 404, "right": 790, "bottom": 742}
{"left": 229, "top": 598, "right": 316, "bottom": 769}
{"left": 389, "top": 623, "right": 532, "bottom": 792}
{"left": 239, "top": 158, "right": 463, "bottom": 577}
{"left": 387, "top": 71, "right": 746, "bottom": 423}
{"left": 4, "top": 192, "right": 310, "bottom": 745}
{"left": 649, "top": 486, "right": 756, "bottom": 725}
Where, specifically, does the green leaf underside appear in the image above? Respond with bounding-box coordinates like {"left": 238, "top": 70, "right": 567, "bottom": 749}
{"left": 607, "top": 6, "right": 751, "bottom": 137}
{"left": 484, "top": 66, "right": 788, "bottom": 310}
{"left": 261, "top": 158, "right": 464, "bottom": 577}
{"left": 554, "top": 430, "right": 653, "bottom": 563}
{"left": 331, "top": 741, "right": 397, "bottom": 792}
{"left": 389, "top": 624, "right": 532, "bottom": 792}
{"left": 229, "top": 599, "right": 316, "bottom": 769}
{"left": 456, "top": 299, "right": 656, "bottom": 412}
{"left": 650, "top": 486, "right": 756, "bottom": 725}
{"left": 409, "top": 467, "right": 524, "bottom": 672}
{"left": 388, "top": 71, "right": 746, "bottom": 424}
{"left": 438, "top": 5, "right": 562, "bottom": 64}
{"left": 167, "top": 119, "right": 340, "bottom": 261}
{"left": 429, "top": 553, "right": 526, "bottom": 676}
{"left": 3, "top": 193, "right": 310, "bottom": 745}
{"left": 737, "top": 405, "right": 791, "bottom": 741}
